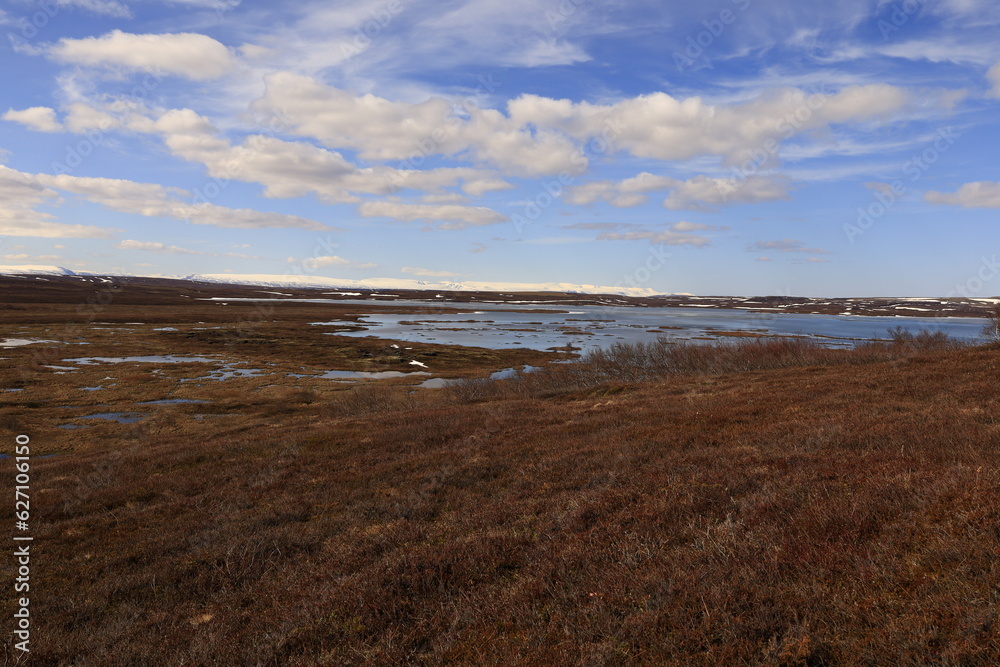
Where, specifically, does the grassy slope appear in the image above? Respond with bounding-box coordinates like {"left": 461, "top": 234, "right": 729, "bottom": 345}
{"left": 9, "top": 344, "right": 1000, "bottom": 665}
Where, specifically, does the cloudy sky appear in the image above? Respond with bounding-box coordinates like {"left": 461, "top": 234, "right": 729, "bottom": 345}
{"left": 1, "top": 0, "right": 999, "bottom": 296}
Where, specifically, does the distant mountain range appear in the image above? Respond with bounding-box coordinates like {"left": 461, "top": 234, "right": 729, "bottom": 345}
{"left": 0, "top": 265, "right": 660, "bottom": 297}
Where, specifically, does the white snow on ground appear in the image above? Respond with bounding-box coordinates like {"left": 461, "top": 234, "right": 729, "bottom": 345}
{"left": 0, "top": 265, "right": 76, "bottom": 275}
{"left": 409, "top": 360, "right": 428, "bottom": 368}
{"left": 0, "top": 338, "right": 59, "bottom": 348}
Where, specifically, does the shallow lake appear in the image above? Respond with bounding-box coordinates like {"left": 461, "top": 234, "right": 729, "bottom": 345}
{"left": 308, "top": 302, "right": 984, "bottom": 353}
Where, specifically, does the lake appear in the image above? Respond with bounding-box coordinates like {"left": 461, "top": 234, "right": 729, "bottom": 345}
{"left": 301, "top": 300, "right": 986, "bottom": 352}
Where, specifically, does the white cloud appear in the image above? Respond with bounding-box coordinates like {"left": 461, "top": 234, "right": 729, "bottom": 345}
{"left": 358, "top": 201, "right": 507, "bottom": 229}
{"left": 750, "top": 239, "right": 829, "bottom": 254}
{"left": 63, "top": 103, "right": 119, "bottom": 133}
{"left": 56, "top": 0, "right": 132, "bottom": 18}
{"left": 293, "top": 255, "right": 377, "bottom": 270}
{"left": 0, "top": 164, "right": 328, "bottom": 234}
{"left": 596, "top": 229, "right": 710, "bottom": 246}
{"left": 3, "top": 253, "right": 62, "bottom": 262}
{"left": 252, "top": 73, "right": 583, "bottom": 176}
{"left": 507, "top": 84, "right": 914, "bottom": 167}
{"left": 150, "top": 108, "right": 509, "bottom": 204}
{"left": 256, "top": 77, "right": 914, "bottom": 181}
{"left": 3, "top": 107, "right": 62, "bottom": 133}
{"left": 989, "top": 63, "right": 1000, "bottom": 97}
{"left": 115, "top": 240, "right": 203, "bottom": 254}
{"left": 568, "top": 172, "right": 789, "bottom": 210}
{"left": 37, "top": 172, "right": 329, "bottom": 230}
{"left": 564, "top": 181, "right": 616, "bottom": 205}
{"left": 0, "top": 165, "right": 115, "bottom": 238}
{"left": 664, "top": 174, "right": 791, "bottom": 210}
{"left": 49, "top": 30, "right": 237, "bottom": 80}
{"left": 925, "top": 182, "right": 1000, "bottom": 208}
{"left": 401, "top": 266, "right": 459, "bottom": 277}
{"left": 671, "top": 221, "right": 724, "bottom": 232}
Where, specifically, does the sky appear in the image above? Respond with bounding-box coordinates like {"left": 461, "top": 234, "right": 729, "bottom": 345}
{"left": 1, "top": 0, "right": 999, "bottom": 297}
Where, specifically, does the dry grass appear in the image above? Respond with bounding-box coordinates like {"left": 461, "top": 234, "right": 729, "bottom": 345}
{"left": 3, "top": 329, "right": 1000, "bottom": 664}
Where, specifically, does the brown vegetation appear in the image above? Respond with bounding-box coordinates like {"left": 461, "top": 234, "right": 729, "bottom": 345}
{"left": 1, "top": 278, "right": 998, "bottom": 664}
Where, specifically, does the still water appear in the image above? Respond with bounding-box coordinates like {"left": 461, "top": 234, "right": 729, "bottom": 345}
{"left": 309, "top": 302, "right": 985, "bottom": 353}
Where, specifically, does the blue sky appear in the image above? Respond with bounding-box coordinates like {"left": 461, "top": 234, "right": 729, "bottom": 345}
{"left": 1, "top": 0, "right": 999, "bottom": 296}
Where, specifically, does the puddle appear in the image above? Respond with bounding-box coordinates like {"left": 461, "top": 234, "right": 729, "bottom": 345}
{"left": 79, "top": 412, "right": 146, "bottom": 424}
{"left": 66, "top": 356, "right": 219, "bottom": 365}
{"left": 58, "top": 424, "right": 93, "bottom": 430}
{"left": 153, "top": 327, "right": 179, "bottom": 332}
{"left": 490, "top": 365, "right": 540, "bottom": 380}
{"left": 43, "top": 365, "right": 78, "bottom": 371}
{"left": 80, "top": 386, "right": 104, "bottom": 391}
{"left": 419, "top": 377, "right": 460, "bottom": 389}
{"left": 291, "top": 370, "right": 431, "bottom": 381}
{"left": 190, "top": 368, "right": 266, "bottom": 381}
{"left": 137, "top": 398, "right": 209, "bottom": 405}
{"left": 3, "top": 388, "right": 25, "bottom": 393}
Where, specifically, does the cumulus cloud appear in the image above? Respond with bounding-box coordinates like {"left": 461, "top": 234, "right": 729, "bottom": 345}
{"left": 251, "top": 73, "right": 583, "bottom": 177}
{"left": 664, "top": 175, "right": 792, "bottom": 210}
{"left": 507, "top": 84, "right": 913, "bottom": 166}
{"left": 925, "top": 181, "right": 1000, "bottom": 208}
{"left": 0, "top": 165, "right": 115, "bottom": 238}
{"left": 358, "top": 201, "right": 508, "bottom": 229}
{"left": 567, "top": 172, "right": 789, "bottom": 210}
{"left": 48, "top": 30, "right": 237, "bottom": 80}
{"left": 253, "top": 76, "right": 920, "bottom": 179}
{"left": 0, "top": 165, "right": 328, "bottom": 235}
{"left": 401, "top": 266, "right": 460, "bottom": 277}
{"left": 149, "top": 108, "right": 510, "bottom": 205}
{"left": 2, "top": 107, "right": 62, "bottom": 133}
